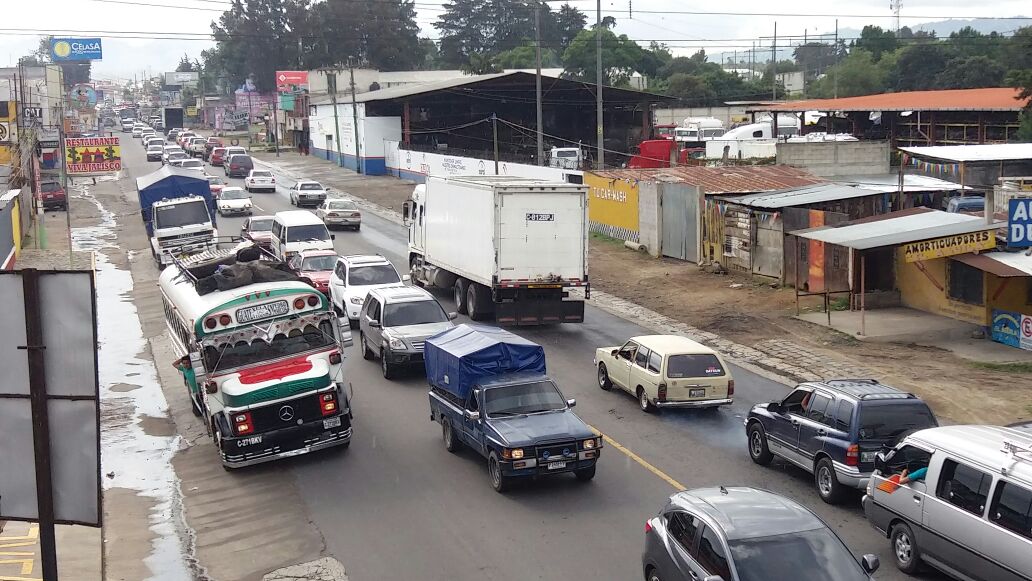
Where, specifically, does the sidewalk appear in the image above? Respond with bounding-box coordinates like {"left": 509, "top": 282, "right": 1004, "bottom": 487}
{"left": 251, "top": 151, "right": 1032, "bottom": 426}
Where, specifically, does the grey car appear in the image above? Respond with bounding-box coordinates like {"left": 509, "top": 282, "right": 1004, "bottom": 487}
{"left": 642, "top": 487, "right": 880, "bottom": 581}
{"left": 358, "top": 286, "right": 456, "bottom": 380}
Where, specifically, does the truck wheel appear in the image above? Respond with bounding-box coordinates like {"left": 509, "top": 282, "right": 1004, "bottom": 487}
{"left": 442, "top": 421, "right": 461, "bottom": 453}
{"left": 453, "top": 279, "right": 469, "bottom": 315}
{"left": 575, "top": 465, "right": 596, "bottom": 482}
{"left": 597, "top": 363, "right": 612, "bottom": 390}
{"left": 409, "top": 258, "right": 424, "bottom": 288}
{"left": 488, "top": 454, "right": 509, "bottom": 493}
{"left": 467, "top": 283, "right": 484, "bottom": 321}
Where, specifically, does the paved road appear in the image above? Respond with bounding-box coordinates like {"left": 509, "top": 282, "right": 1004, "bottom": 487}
{"left": 126, "top": 141, "right": 944, "bottom": 581}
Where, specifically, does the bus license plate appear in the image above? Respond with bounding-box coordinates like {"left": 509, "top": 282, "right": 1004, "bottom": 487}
{"left": 236, "top": 300, "right": 289, "bottom": 323}
{"left": 323, "top": 417, "right": 342, "bottom": 429}
{"left": 547, "top": 461, "right": 566, "bottom": 470}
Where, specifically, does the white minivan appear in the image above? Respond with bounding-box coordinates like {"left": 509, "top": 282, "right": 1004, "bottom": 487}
{"left": 271, "top": 210, "right": 334, "bottom": 261}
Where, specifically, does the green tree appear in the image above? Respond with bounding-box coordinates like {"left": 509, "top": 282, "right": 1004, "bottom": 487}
{"left": 561, "top": 28, "right": 646, "bottom": 86}
{"left": 854, "top": 25, "right": 897, "bottom": 61}
{"left": 807, "top": 50, "right": 888, "bottom": 98}
{"left": 793, "top": 42, "right": 837, "bottom": 76}
{"left": 176, "top": 54, "right": 196, "bottom": 72}
{"left": 554, "top": 3, "right": 587, "bottom": 52}
{"left": 665, "top": 74, "right": 716, "bottom": 104}
{"left": 658, "top": 51, "right": 708, "bottom": 78}
{"left": 1017, "top": 111, "right": 1032, "bottom": 141}
{"left": 418, "top": 39, "right": 442, "bottom": 70}
{"left": 461, "top": 52, "right": 502, "bottom": 75}
{"left": 890, "top": 43, "right": 949, "bottom": 90}
{"left": 495, "top": 45, "right": 560, "bottom": 68}
{"left": 936, "top": 56, "right": 1006, "bottom": 89}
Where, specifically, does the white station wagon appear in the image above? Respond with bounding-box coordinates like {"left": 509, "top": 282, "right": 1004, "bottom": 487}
{"left": 594, "top": 335, "right": 734, "bottom": 412}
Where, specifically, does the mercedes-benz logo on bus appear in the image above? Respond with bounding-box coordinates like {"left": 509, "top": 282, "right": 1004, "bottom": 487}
{"left": 278, "top": 405, "right": 295, "bottom": 421}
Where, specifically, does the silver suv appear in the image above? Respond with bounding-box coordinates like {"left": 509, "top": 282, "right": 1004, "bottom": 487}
{"left": 358, "top": 286, "right": 456, "bottom": 380}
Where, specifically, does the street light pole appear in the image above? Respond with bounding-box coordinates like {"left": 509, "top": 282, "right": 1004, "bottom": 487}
{"left": 535, "top": 6, "right": 544, "bottom": 166}
{"left": 595, "top": 0, "right": 604, "bottom": 169}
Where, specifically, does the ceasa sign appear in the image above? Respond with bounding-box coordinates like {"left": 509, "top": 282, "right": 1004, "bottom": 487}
{"left": 1008, "top": 198, "right": 1032, "bottom": 248}
{"left": 991, "top": 309, "right": 1032, "bottom": 351}
{"left": 50, "top": 38, "right": 103, "bottom": 61}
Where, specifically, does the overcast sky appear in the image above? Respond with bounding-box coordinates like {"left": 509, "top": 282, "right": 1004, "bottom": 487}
{"left": 3, "top": 0, "right": 1029, "bottom": 80}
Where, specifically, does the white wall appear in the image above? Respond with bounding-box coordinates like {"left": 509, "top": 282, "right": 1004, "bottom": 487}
{"left": 384, "top": 140, "right": 583, "bottom": 183}
{"left": 705, "top": 139, "right": 778, "bottom": 160}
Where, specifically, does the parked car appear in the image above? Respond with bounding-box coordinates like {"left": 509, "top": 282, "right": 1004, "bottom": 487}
{"left": 121, "top": 119, "right": 134, "bottom": 132}
{"left": 289, "top": 180, "right": 328, "bottom": 207}
{"left": 165, "top": 152, "right": 189, "bottom": 166}
{"left": 864, "top": 425, "right": 1032, "bottom": 580}
{"left": 287, "top": 249, "right": 339, "bottom": 296}
{"left": 203, "top": 137, "right": 224, "bottom": 160}
{"left": 177, "top": 131, "right": 197, "bottom": 148}
{"left": 644, "top": 487, "right": 881, "bottom": 581}
{"left": 240, "top": 215, "right": 275, "bottom": 250}
{"left": 595, "top": 335, "right": 733, "bottom": 413}
{"left": 746, "top": 378, "right": 938, "bottom": 504}
{"left": 146, "top": 145, "right": 164, "bottom": 162}
{"left": 162, "top": 146, "right": 185, "bottom": 164}
{"left": 358, "top": 286, "right": 455, "bottom": 377}
{"left": 946, "top": 195, "right": 985, "bottom": 214}
{"left": 244, "top": 169, "right": 276, "bottom": 193}
{"left": 39, "top": 181, "right": 67, "bottom": 210}
{"left": 315, "top": 198, "right": 362, "bottom": 230}
{"left": 209, "top": 147, "right": 228, "bottom": 167}
{"left": 224, "top": 154, "right": 254, "bottom": 178}
{"left": 328, "top": 254, "right": 406, "bottom": 328}
{"left": 139, "top": 131, "right": 156, "bottom": 144}
{"left": 222, "top": 146, "right": 247, "bottom": 161}
{"left": 216, "top": 187, "right": 252, "bottom": 216}
{"left": 204, "top": 174, "right": 227, "bottom": 199}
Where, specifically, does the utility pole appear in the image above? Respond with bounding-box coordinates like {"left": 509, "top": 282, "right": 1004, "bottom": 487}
{"left": 327, "top": 72, "right": 343, "bottom": 168}
{"left": 771, "top": 22, "right": 777, "bottom": 101}
{"left": 492, "top": 113, "right": 499, "bottom": 174}
{"left": 272, "top": 94, "right": 280, "bottom": 157}
{"left": 833, "top": 19, "right": 839, "bottom": 99}
{"left": 535, "top": 6, "right": 544, "bottom": 166}
{"left": 595, "top": 0, "right": 604, "bottom": 169}
{"left": 348, "top": 60, "right": 361, "bottom": 174}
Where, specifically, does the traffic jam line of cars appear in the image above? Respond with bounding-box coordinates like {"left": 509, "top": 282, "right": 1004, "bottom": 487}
{"left": 134, "top": 125, "right": 1032, "bottom": 581}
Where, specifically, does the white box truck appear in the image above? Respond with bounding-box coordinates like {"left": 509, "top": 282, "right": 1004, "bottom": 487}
{"left": 403, "top": 176, "right": 589, "bottom": 325}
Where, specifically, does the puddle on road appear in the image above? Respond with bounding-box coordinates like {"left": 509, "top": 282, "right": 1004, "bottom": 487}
{"left": 72, "top": 184, "right": 201, "bottom": 581}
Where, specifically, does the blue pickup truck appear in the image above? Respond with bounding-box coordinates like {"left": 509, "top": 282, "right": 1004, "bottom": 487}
{"left": 426, "top": 324, "right": 602, "bottom": 492}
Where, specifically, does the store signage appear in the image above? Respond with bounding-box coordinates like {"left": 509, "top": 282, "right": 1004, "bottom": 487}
{"left": 1008, "top": 198, "right": 1032, "bottom": 248}
{"left": 275, "top": 71, "right": 309, "bottom": 93}
{"left": 64, "top": 136, "right": 121, "bottom": 175}
{"left": 50, "top": 38, "right": 103, "bottom": 61}
{"left": 902, "top": 230, "right": 995, "bottom": 262}
{"left": 991, "top": 310, "right": 1032, "bottom": 351}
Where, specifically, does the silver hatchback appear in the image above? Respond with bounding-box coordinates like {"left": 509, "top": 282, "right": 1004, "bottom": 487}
{"left": 358, "top": 286, "right": 456, "bottom": 380}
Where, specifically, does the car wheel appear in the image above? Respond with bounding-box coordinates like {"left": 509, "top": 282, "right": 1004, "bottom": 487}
{"left": 353, "top": 224, "right": 361, "bottom": 231}
{"left": 189, "top": 391, "right": 203, "bottom": 417}
{"left": 488, "top": 454, "right": 509, "bottom": 493}
{"left": 815, "top": 457, "right": 846, "bottom": 504}
{"left": 638, "top": 387, "right": 657, "bottom": 413}
{"left": 381, "top": 346, "right": 395, "bottom": 380}
{"left": 213, "top": 425, "right": 232, "bottom": 472}
{"left": 891, "top": 522, "right": 922, "bottom": 574}
{"left": 574, "top": 465, "right": 596, "bottom": 482}
{"left": 747, "top": 423, "right": 774, "bottom": 465}
{"left": 360, "top": 332, "right": 373, "bottom": 360}
{"left": 453, "top": 279, "right": 469, "bottom": 315}
{"left": 443, "top": 420, "right": 460, "bottom": 453}
{"left": 597, "top": 363, "right": 612, "bottom": 390}
{"left": 645, "top": 567, "right": 661, "bottom": 581}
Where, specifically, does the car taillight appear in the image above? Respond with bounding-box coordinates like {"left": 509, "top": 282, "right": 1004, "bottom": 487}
{"left": 328, "top": 212, "right": 339, "bottom": 217}
{"left": 728, "top": 379, "right": 735, "bottom": 396}
{"left": 846, "top": 444, "right": 859, "bottom": 467}
{"left": 293, "top": 298, "right": 306, "bottom": 310}
{"left": 307, "top": 295, "right": 318, "bottom": 307}
{"left": 219, "top": 314, "right": 231, "bottom": 326}
{"left": 329, "top": 352, "right": 341, "bottom": 365}
{"left": 657, "top": 383, "right": 667, "bottom": 402}
{"left": 350, "top": 212, "right": 360, "bottom": 218}
{"left": 644, "top": 519, "right": 653, "bottom": 534}
{"left": 233, "top": 411, "right": 254, "bottom": 435}
{"left": 204, "top": 317, "right": 217, "bottom": 329}
{"left": 320, "top": 391, "right": 338, "bottom": 416}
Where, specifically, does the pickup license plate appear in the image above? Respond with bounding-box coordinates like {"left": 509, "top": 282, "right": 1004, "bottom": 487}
{"left": 547, "top": 461, "right": 566, "bottom": 470}
{"left": 861, "top": 451, "right": 878, "bottom": 463}
{"left": 323, "top": 417, "right": 342, "bottom": 429}
{"left": 690, "top": 388, "right": 706, "bottom": 398}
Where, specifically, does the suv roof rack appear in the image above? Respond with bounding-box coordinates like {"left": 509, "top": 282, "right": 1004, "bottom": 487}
{"left": 819, "top": 378, "right": 918, "bottom": 400}
{"left": 1001, "top": 440, "right": 1032, "bottom": 475}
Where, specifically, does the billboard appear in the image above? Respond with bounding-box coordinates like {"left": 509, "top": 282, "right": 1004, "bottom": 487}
{"left": 276, "top": 70, "right": 309, "bottom": 93}
{"left": 164, "top": 71, "right": 199, "bottom": 86}
{"left": 160, "top": 90, "right": 183, "bottom": 107}
{"left": 69, "top": 84, "right": 97, "bottom": 110}
{"left": 50, "top": 38, "right": 103, "bottom": 61}
{"left": 65, "top": 136, "right": 121, "bottom": 174}
{"left": 1008, "top": 198, "right": 1032, "bottom": 248}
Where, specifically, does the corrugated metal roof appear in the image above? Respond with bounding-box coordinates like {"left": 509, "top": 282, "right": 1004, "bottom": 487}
{"left": 590, "top": 166, "right": 824, "bottom": 194}
{"left": 755, "top": 88, "right": 1028, "bottom": 113}
{"left": 899, "top": 144, "right": 1032, "bottom": 163}
{"left": 791, "top": 209, "right": 1003, "bottom": 250}
{"left": 951, "top": 252, "right": 1032, "bottom": 277}
{"left": 835, "top": 174, "right": 966, "bottom": 193}
{"left": 720, "top": 174, "right": 966, "bottom": 209}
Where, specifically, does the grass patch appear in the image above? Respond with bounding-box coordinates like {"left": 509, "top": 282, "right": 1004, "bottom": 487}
{"left": 970, "top": 361, "right": 1032, "bottom": 373}
{"left": 829, "top": 297, "right": 850, "bottom": 311}
{"left": 590, "top": 231, "right": 625, "bottom": 245}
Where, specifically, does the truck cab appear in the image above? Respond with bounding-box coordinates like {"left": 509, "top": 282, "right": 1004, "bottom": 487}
{"left": 426, "top": 324, "right": 602, "bottom": 492}
{"left": 150, "top": 195, "right": 217, "bottom": 266}
{"left": 548, "top": 147, "right": 584, "bottom": 169}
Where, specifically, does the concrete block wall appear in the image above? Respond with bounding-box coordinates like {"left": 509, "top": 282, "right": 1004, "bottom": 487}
{"left": 777, "top": 141, "right": 890, "bottom": 177}
{"left": 637, "top": 181, "right": 661, "bottom": 257}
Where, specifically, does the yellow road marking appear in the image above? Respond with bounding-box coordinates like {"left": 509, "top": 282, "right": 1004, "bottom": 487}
{"left": 588, "top": 424, "right": 684, "bottom": 490}
{"left": 0, "top": 559, "right": 33, "bottom": 575}
{"left": 0, "top": 528, "right": 37, "bottom": 544}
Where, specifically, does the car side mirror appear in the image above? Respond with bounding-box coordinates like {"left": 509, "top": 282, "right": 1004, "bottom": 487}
{"left": 611, "top": 348, "right": 618, "bottom": 357}
{"left": 447, "top": 312, "right": 458, "bottom": 320}
{"left": 567, "top": 398, "right": 576, "bottom": 407}
{"left": 768, "top": 402, "right": 783, "bottom": 414}
{"left": 861, "top": 554, "right": 879, "bottom": 574}
{"left": 368, "top": 320, "right": 380, "bottom": 328}
{"left": 464, "top": 410, "right": 480, "bottom": 422}
{"left": 330, "top": 234, "right": 336, "bottom": 240}
{"left": 402, "top": 200, "right": 413, "bottom": 224}
{"left": 402, "top": 275, "right": 411, "bottom": 282}
{"left": 703, "top": 576, "right": 724, "bottom": 581}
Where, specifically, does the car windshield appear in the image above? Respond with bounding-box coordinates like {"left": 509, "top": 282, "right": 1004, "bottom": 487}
{"left": 484, "top": 381, "right": 566, "bottom": 417}
{"left": 285, "top": 224, "right": 330, "bottom": 243}
{"left": 148, "top": 146, "right": 162, "bottom": 152}
{"left": 301, "top": 255, "right": 337, "bottom": 271}
{"left": 40, "top": 182, "right": 62, "bottom": 193}
{"left": 328, "top": 201, "right": 357, "bottom": 210}
{"left": 221, "top": 189, "right": 248, "bottom": 200}
{"left": 203, "top": 320, "right": 334, "bottom": 371}
{"left": 249, "top": 219, "right": 273, "bottom": 231}
{"left": 729, "top": 528, "right": 869, "bottom": 581}
{"left": 169, "top": 153, "right": 187, "bottom": 160}
{"left": 383, "top": 300, "right": 447, "bottom": 327}
{"left": 251, "top": 171, "right": 272, "bottom": 178}
{"left": 667, "top": 354, "right": 725, "bottom": 378}
{"left": 348, "top": 264, "right": 400, "bottom": 285}
{"left": 300, "top": 183, "right": 323, "bottom": 190}
{"left": 207, "top": 176, "right": 224, "bottom": 185}
{"left": 182, "top": 161, "right": 202, "bottom": 168}
{"left": 858, "top": 403, "right": 937, "bottom": 440}
{"left": 154, "top": 201, "right": 210, "bottom": 229}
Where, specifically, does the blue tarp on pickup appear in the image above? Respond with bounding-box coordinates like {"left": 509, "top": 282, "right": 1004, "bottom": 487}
{"left": 135, "top": 166, "right": 216, "bottom": 236}
{"left": 424, "top": 324, "right": 546, "bottom": 400}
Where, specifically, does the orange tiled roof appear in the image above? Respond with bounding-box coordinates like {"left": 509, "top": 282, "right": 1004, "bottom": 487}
{"left": 758, "top": 87, "right": 1028, "bottom": 113}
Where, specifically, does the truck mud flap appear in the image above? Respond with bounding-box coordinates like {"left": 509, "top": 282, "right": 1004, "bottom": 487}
{"left": 495, "top": 299, "right": 584, "bottom": 326}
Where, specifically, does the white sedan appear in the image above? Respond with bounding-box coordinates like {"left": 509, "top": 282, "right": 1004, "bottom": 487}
{"left": 315, "top": 198, "right": 361, "bottom": 230}
{"left": 217, "top": 187, "right": 253, "bottom": 216}
{"left": 289, "top": 180, "right": 328, "bottom": 208}
{"left": 178, "top": 159, "right": 205, "bottom": 172}
{"left": 244, "top": 169, "right": 276, "bottom": 193}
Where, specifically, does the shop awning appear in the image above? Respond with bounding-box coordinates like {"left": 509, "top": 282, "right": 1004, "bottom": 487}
{"left": 953, "top": 251, "right": 1032, "bottom": 277}
{"left": 790, "top": 208, "right": 1004, "bottom": 250}
{"left": 898, "top": 144, "right": 1032, "bottom": 163}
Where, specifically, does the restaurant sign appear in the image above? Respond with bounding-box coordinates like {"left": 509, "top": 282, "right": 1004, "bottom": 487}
{"left": 903, "top": 230, "right": 995, "bottom": 263}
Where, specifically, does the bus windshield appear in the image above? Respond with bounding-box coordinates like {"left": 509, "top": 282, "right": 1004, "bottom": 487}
{"left": 203, "top": 320, "right": 335, "bottom": 372}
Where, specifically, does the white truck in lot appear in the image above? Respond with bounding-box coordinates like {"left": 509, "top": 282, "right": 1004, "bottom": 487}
{"left": 403, "top": 176, "right": 589, "bottom": 325}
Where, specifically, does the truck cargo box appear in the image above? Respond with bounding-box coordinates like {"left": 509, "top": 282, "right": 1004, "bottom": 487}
{"left": 424, "top": 324, "right": 545, "bottom": 400}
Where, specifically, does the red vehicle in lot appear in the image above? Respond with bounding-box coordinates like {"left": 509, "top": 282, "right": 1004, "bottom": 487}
{"left": 287, "top": 249, "right": 339, "bottom": 296}
{"left": 39, "top": 181, "right": 67, "bottom": 210}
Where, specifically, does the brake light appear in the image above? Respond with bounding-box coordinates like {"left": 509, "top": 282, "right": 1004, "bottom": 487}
{"left": 329, "top": 352, "right": 342, "bottom": 365}
{"left": 728, "top": 379, "right": 735, "bottom": 397}
{"left": 644, "top": 519, "right": 653, "bottom": 534}
{"left": 350, "top": 212, "right": 360, "bottom": 218}
{"left": 320, "top": 391, "right": 338, "bottom": 416}
{"left": 233, "top": 411, "right": 254, "bottom": 435}
{"left": 657, "top": 383, "right": 667, "bottom": 402}
{"left": 204, "top": 317, "right": 217, "bottom": 329}
{"left": 846, "top": 444, "right": 859, "bottom": 467}
{"left": 294, "top": 298, "right": 306, "bottom": 310}
{"left": 219, "top": 314, "right": 231, "bottom": 326}
{"left": 307, "top": 295, "right": 318, "bottom": 307}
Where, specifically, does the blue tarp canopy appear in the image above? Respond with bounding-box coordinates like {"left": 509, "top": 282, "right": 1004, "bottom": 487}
{"left": 135, "top": 165, "right": 215, "bottom": 236}
{"left": 424, "top": 324, "right": 546, "bottom": 400}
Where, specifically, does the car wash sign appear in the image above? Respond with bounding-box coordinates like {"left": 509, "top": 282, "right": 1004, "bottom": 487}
{"left": 50, "top": 38, "right": 103, "bottom": 61}
{"left": 1009, "top": 199, "right": 1032, "bottom": 248}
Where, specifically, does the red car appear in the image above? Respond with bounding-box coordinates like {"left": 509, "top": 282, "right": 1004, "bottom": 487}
{"left": 203, "top": 137, "right": 224, "bottom": 161}
{"left": 287, "top": 249, "right": 338, "bottom": 296}
{"left": 39, "top": 181, "right": 67, "bottom": 210}
{"left": 205, "top": 174, "right": 227, "bottom": 199}
{"left": 210, "top": 147, "right": 228, "bottom": 167}
{"left": 240, "top": 215, "right": 275, "bottom": 251}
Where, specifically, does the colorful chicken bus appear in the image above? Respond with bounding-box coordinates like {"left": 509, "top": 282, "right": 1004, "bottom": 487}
{"left": 159, "top": 248, "right": 353, "bottom": 468}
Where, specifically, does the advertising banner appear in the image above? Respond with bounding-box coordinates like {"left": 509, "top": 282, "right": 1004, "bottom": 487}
{"left": 65, "top": 136, "right": 121, "bottom": 175}
{"left": 1022, "top": 314, "right": 1032, "bottom": 351}
{"left": 50, "top": 38, "right": 103, "bottom": 61}
{"left": 164, "top": 71, "right": 199, "bottom": 86}
{"left": 70, "top": 84, "right": 97, "bottom": 110}
{"left": 991, "top": 309, "right": 1021, "bottom": 348}
{"left": 276, "top": 71, "right": 309, "bottom": 93}
{"left": 902, "top": 230, "right": 996, "bottom": 262}
{"left": 1008, "top": 198, "right": 1032, "bottom": 248}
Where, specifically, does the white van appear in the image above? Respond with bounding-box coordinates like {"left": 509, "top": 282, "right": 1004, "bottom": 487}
{"left": 271, "top": 210, "right": 334, "bottom": 261}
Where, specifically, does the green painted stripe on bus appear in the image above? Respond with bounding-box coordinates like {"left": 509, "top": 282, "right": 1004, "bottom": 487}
{"left": 223, "top": 374, "right": 332, "bottom": 408}
{"left": 194, "top": 287, "right": 330, "bottom": 336}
